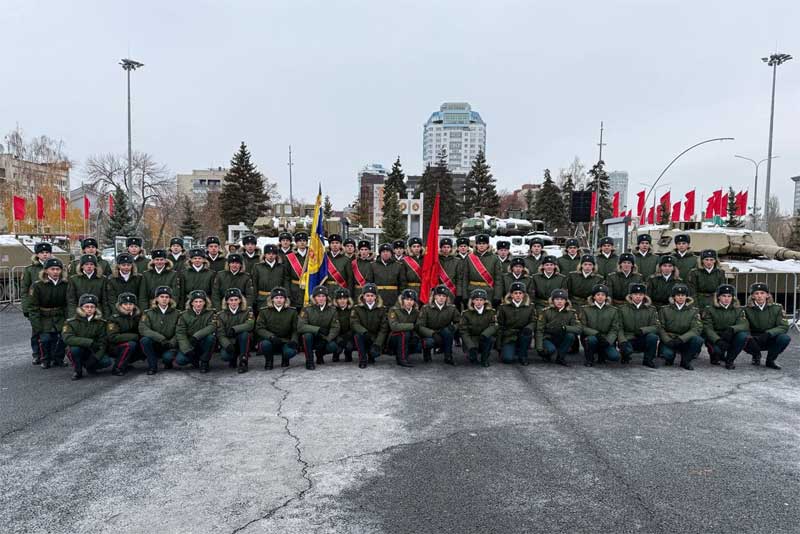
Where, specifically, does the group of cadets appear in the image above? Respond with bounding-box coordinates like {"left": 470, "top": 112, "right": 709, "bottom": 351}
{"left": 20, "top": 230, "right": 791, "bottom": 380}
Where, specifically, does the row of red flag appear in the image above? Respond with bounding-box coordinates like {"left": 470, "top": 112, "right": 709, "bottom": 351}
{"left": 588, "top": 189, "right": 748, "bottom": 225}
{"left": 11, "top": 194, "right": 113, "bottom": 222}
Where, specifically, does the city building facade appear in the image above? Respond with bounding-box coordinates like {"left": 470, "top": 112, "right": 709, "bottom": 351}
{"left": 423, "top": 102, "right": 486, "bottom": 174}
{"left": 792, "top": 175, "right": 800, "bottom": 216}
{"left": 358, "top": 163, "right": 388, "bottom": 227}
{"left": 608, "top": 170, "right": 629, "bottom": 212}
{"left": 176, "top": 167, "right": 228, "bottom": 203}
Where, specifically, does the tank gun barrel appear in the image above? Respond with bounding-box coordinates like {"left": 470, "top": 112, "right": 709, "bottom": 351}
{"left": 735, "top": 243, "right": 800, "bottom": 261}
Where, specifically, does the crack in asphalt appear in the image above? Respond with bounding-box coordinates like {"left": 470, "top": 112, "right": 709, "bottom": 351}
{"left": 230, "top": 368, "right": 313, "bottom": 534}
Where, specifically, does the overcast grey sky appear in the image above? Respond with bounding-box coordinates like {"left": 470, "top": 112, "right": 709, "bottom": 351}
{"left": 3, "top": 1, "right": 799, "bottom": 213}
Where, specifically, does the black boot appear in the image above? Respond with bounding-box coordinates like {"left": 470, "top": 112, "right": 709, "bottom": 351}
{"left": 680, "top": 358, "right": 694, "bottom": 370}
{"left": 146, "top": 368, "right": 157, "bottom": 376}
{"left": 200, "top": 360, "right": 210, "bottom": 373}
{"left": 621, "top": 354, "right": 631, "bottom": 364}
{"left": 751, "top": 355, "right": 761, "bottom": 366}
{"left": 264, "top": 356, "right": 273, "bottom": 370}
{"left": 642, "top": 358, "right": 657, "bottom": 369}
{"left": 227, "top": 358, "right": 237, "bottom": 369}
{"left": 281, "top": 355, "right": 290, "bottom": 367}
{"left": 480, "top": 351, "right": 490, "bottom": 368}
{"left": 71, "top": 371, "right": 82, "bottom": 381}
{"left": 306, "top": 353, "right": 316, "bottom": 370}
{"left": 765, "top": 358, "right": 781, "bottom": 370}
{"left": 444, "top": 353, "right": 455, "bottom": 365}
{"left": 423, "top": 349, "right": 432, "bottom": 362}
{"left": 111, "top": 366, "right": 124, "bottom": 376}
{"left": 724, "top": 360, "right": 735, "bottom": 370}
{"left": 237, "top": 357, "right": 248, "bottom": 374}
{"left": 332, "top": 352, "right": 340, "bottom": 362}
{"left": 344, "top": 352, "right": 353, "bottom": 362}
{"left": 32, "top": 353, "right": 41, "bottom": 365}
{"left": 555, "top": 356, "right": 570, "bottom": 367}
{"left": 397, "top": 354, "right": 414, "bottom": 368}
{"left": 315, "top": 352, "right": 325, "bottom": 365}
{"left": 41, "top": 360, "right": 51, "bottom": 369}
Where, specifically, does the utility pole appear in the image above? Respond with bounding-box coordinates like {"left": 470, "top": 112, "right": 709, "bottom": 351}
{"left": 120, "top": 59, "right": 144, "bottom": 195}
{"left": 287, "top": 145, "right": 294, "bottom": 215}
{"left": 592, "top": 121, "right": 606, "bottom": 249}
{"left": 761, "top": 52, "right": 792, "bottom": 224}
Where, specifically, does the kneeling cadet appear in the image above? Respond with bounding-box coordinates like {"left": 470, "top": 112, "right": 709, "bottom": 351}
{"left": 617, "top": 283, "right": 660, "bottom": 368}
{"left": 106, "top": 292, "right": 143, "bottom": 375}
{"left": 298, "top": 286, "right": 341, "bottom": 369}
{"left": 535, "top": 289, "right": 581, "bottom": 366}
{"left": 744, "top": 282, "right": 789, "bottom": 369}
{"left": 333, "top": 288, "right": 355, "bottom": 362}
{"left": 701, "top": 284, "right": 749, "bottom": 369}
{"left": 176, "top": 290, "right": 217, "bottom": 373}
{"left": 578, "top": 284, "right": 620, "bottom": 367}
{"left": 417, "top": 285, "right": 459, "bottom": 365}
{"left": 658, "top": 284, "right": 703, "bottom": 370}
{"left": 62, "top": 293, "right": 112, "bottom": 380}
{"left": 254, "top": 287, "right": 298, "bottom": 370}
{"left": 388, "top": 289, "right": 421, "bottom": 368}
{"left": 215, "top": 287, "right": 255, "bottom": 373}
{"left": 139, "top": 286, "right": 181, "bottom": 375}
{"left": 497, "top": 281, "right": 537, "bottom": 365}
{"left": 351, "top": 283, "right": 388, "bottom": 369}
{"left": 459, "top": 288, "right": 497, "bottom": 367}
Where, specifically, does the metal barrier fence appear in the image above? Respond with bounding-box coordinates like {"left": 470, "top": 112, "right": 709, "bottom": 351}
{"left": 0, "top": 266, "right": 26, "bottom": 312}
{"left": 728, "top": 271, "right": 800, "bottom": 333}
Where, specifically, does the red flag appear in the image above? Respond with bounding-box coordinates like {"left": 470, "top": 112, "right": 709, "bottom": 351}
{"left": 706, "top": 190, "right": 722, "bottom": 218}
{"left": 108, "top": 194, "right": 115, "bottom": 216}
{"left": 683, "top": 190, "right": 695, "bottom": 221}
{"left": 83, "top": 196, "right": 90, "bottom": 220}
{"left": 13, "top": 196, "right": 26, "bottom": 221}
{"left": 657, "top": 192, "right": 671, "bottom": 223}
{"left": 636, "top": 190, "right": 646, "bottom": 217}
{"left": 671, "top": 201, "right": 681, "bottom": 222}
{"left": 36, "top": 195, "right": 45, "bottom": 220}
{"left": 612, "top": 191, "right": 620, "bottom": 217}
{"left": 60, "top": 196, "right": 67, "bottom": 221}
{"left": 718, "top": 191, "right": 728, "bottom": 217}
{"left": 647, "top": 206, "right": 654, "bottom": 224}
{"left": 590, "top": 191, "right": 597, "bottom": 218}
{"left": 736, "top": 191, "right": 748, "bottom": 216}
{"left": 419, "top": 192, "right": 441, "bottom": 304}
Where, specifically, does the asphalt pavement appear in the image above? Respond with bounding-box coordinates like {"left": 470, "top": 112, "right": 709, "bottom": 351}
{"left": 2, "top": 309, "right": 799, "bottom": 534}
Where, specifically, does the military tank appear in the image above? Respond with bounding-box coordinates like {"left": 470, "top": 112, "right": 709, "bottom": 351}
{"left": 0, "top": 235, "right": 71, "bottom": 305}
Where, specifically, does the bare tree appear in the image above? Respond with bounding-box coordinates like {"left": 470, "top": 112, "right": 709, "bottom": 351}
{"left": 558, "top": 156, "right": 587, "bottom": 190}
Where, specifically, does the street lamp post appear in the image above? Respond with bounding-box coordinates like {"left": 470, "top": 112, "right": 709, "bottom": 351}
{"left": 120, "top": 58, "right": 144, "bottom": 195}
{"left": 734, "top": 154, "right": 778, "bottom": 229}
{"left": 640, "top": 181, "right": 672, "bottom": 222}
{"left": 761, "top": 52, "right": 792, "bottom": 223}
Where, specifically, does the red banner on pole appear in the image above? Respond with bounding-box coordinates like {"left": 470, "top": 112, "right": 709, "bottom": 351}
{"left": 636, "top": 190, "right": 646, "bottom": 217}
{"left": 108, "top": 194, "right": 115, "bottom": 216}
{"left": 736, "top": 191, "right": 748, "bottom": 216}
{"left": 612, "top": 191, "right": 620, "bottom": 218}
{"left": 83, "top": 196, "right": 90, "bottom": 220}
{"left": 683, "top": 190, "right": 696, "bottom": 221}
{"left": 718, "top": 191, "right": 728, "bottom": 217}
{"left": 60, "top": 196, "right": 67, "bottom": 221}
{"left": 419, "top": 192, "right": 441, "bottom": 304}
{"left": 36, "top": 195, "right": 45, "bottom": 220}
{"left": 647, "top": 206, "right": 654, "bottom": 225}
{"left": 13, "top": 196, "right": 26, "bottom": 221}
{"left": 671, "top": 201, "right": 681, "bottom": 222}
{"left": 590, "top": 191, "right": 597, "bottom": 218}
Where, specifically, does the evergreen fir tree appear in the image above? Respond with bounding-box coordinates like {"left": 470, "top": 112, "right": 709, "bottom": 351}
{"left": 463, "top": 150, "right": 500, "bottom": 217}
{"left": 323, "top": 195, "right": 334, "bottom": 219}
{"left": 179, "top": 195, "right": 202, "bottom": 240}
{"left": 104, "top": 186, "right": 135, "bottom": 245}
{"left": 416, "top": 148, "right": 459, "bottom": 235}
{"left": 588, "top": 160, "right": 612, "bottom": 223}
{"left": 381, "top": 185, "right": 407, "bottom": 243}
{"left": 561, "top": 173, "right": 575, "bottom": 230}
{"left": 533, "top": 169, "right": 567, "bottom": 230}
{"left": 219, "top": 142, "right": 270, "bottom": 232}
{"left": 386, "top": 157, "right": 406, "bottom": 197}
{"left": 524, "top": 189, "right": 536, "bottom": 221}
{"left": 725, "top": 186, "right": 742, "bottom": 227}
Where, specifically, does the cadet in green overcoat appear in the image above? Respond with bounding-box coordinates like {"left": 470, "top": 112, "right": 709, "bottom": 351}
{"left": 323, "top": 234, "right": 354, "bottom": 294}
{"left": 387, "top": 289, "right": 421, "bottom": 367}
{"left": 658, "top": 284, "right": 703, "bottom": 370}
{"left": 438, "top": 238, "right": 462, "bottom": 303}
{"left": 283, "top": 233, "right": 309, "bottom": 309}
{"left": 240, "top": 235, "right": 262, "bottom": 275}
{"left": 277, "top": 232, "right": 294, "bottom": 265}
{"left": 647, "top": 255, "right": 683, "bottom": 308}
{"left": 743, "top": 283, "right": 790, "bottom": 369}
{"left": 565, "top": 254, "right": 605, "bottom": 302}
{"left": 139, "top": 250, "right": 182, "bottom": 308}
{"left": 350, "top": 240, "right": 375, "bottom": 300}
{"left": 205, "top": 236, "right": 227, "bottom": 273}
{"left": 495, "top": 240, "right": 513, "bottom": 273}
{"left": 68, "top": 237, "right": 111, "bottom": 278}
{"left": 501, "top": 257, "right": 533, "bottom": 297}
{"left": 298, "top": 286, "right": 341, "bottom": 369}
{"left": 535, "top": 288, "right": 581, "bottom": 366}
{"left": 606, "top": 253, "right": 644, "bottom": 306}
{"left": 524, "top": 237, "right": 545, "bottom": 275}
{"left": 67, "top": 254, "right": 106, "bottom": 313}
{"left": 351, "top": 283, "right": 389, "bottom": 369}
{"left": 176, "top": 290, "right": 217, "bottom": 372}
{"left": 531, "top": 256, "right": 566, "bottom": 310}
{"left": 104, "top": 253, "right": 143, "bottom": 317}
{"left": 557, "top": 238, "right": 581, "bottom": 275}
{"left": 417, "top": 285, "right": 459, "bottom": 365}
{"left": 701, "top": 284, "right": 749, "bottom": 369}
{"left": 106, "top": 292, "right": 142, "bottom": 375}
{"left": 251, "top": 244, "right": 288, "bottom": 311}
{"left": 372, "top": 244, "right": 403, "bottom": 307}
{"left": 671, "top": 234, "right": 698, "bottom": 281}
{"left": 633, "top": 234, "right": 658, "bottom": 277}
{"left": 29, "top": 258, "right": 69, "bottom": 368}
{"left": 595, "top": 237, "right": 619, "bottom": 279}
{"left": 125, "top": 237, "right": 150, "bottom": 274}
{"left": 686, "top": 249, "right": 727, "bottom": 309}
{"left": 462, "top": 234, "right": 504, "bottom": 306}
{"left": 168, "top": 237, "right": 186, "bottom": 273}
{"left": 399, "top": 237, "right": 425, "bottom": 296}
{"left": 215, "top": 287, "right": 255, "bottom": 372}
{"left": 578, "top": 284, "right": 620, "bottom": 366}
{"left": 62, "top": 294, "right": 111, "bottom": 380}
{"left": 497, "top": 282, "right": 537, "bottom": 365}
{"left": 139, "top": 286, "right": 181, "bottom": 375}
{"left": 458, "top": 288, "right": 497, "bottom": 367}
{"left": 617, "top": 283, "right": 660, "bottom": 368}
{"left": 255, "top": 287, "right": 299, "bottom": 370}
{"left": 211, "top": 253, "right": 255, "bottom": 310}
{"left": 22, "top": 242, "right": 52, "bottom": 363}
{"left": 182, "top": 248, "right": 216, "bottom": 306}
{"left": 333, "top": 288, "right": 355, "bottom": 362}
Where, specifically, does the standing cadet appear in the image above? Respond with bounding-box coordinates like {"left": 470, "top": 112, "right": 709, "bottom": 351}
{"left": 277, "top": 232, "right": 294, "bottom": 264}
{"left": 106, "top": 292, "right": 142, "bottom": 375}
{"left": 324, "top": 234, "right": 353, "bottom": 293}
{"left": 284, "top": 233, "right": 308, "bottom": 309}
{"left": 417, "top": 285, "right": 459, "bottom": 365}
{"left": 647, "top": 255, "right": 682, "bottom": 308}
{"left": 388, "top": 289, "right": 422, "bottom": 367}
{"left": 29, "top": 258, "right": 69, "bottom": 368}
{"left": 400, "top": 237, "right": 425, "bottom": 296}
{"left": 255, "top": 287, "right": 299, "bottom": 370}
{"left": 535, "top": 288, "right": 581, "bottom": 366}
{"left": 658, "top": 284, "right": 703, "bottom": 370}
{"left": 139, "top": 286, "right": 180, "bottom": 375}
{"left": 455, "top": 237, "right": 471, "bottom": 261}
{"left": 531, "top": 255, "right": 566, "bottom": 310}
{"left": 617, "top": 283, "right": 660, "bottom": 368}
{"left": 392, "top": 239, "right": 406, "bottom": 262}
{"left": 458, "top": 288, "right": 497, "bottom": 367}
{"left": 671, "top": 234, "right": 698, "bottom": 280}
{"left": 105, "top": 253, "right": 143, "bottom": 317}
{"left": 67, "top": 254, "right": 106, "bottom": 313}
{"left": 438, "top": 238, "right": 461, "bottom": 304}
{"left": 343, "top": 237, "right": 356, "bottom": 260}
{"left": 565, "top": 254, "right": 605, "bottom": 302}
{"left": 497, "top": 281, "right": 537, "bottom": 365}
{"left": 686, "top": 249, "right": 727, "bottom": 309}
{"left": 22, "top": 242, "right": 52, "bottom": 364}
{"left": 463, "top": 234, "right": 504, "bottom": 307}
{"left": 240, "top": 235, "right": 262, "bottom": 274}
{"left": 205, "top": 236, "right": 227, "bottom": 272}
{"left": 595, "top": 237, "right": 619, "bottom": 279}
{"left": 351, "top": 240, "right": 374, "bottom": 300}
{"left": 126, "top": 237, "right": 150, "bottom": 274}
{"left": 211, "top": 253, "right": 254, "bottom": 310}
{"left": 701, "top": 284, "right": 749, "bottom": 369}
{"left": 168, "top": 238, "right": 186, "bottom": 273}
{"left": 351, "top": 283, "right": 389, "bottom": 369}
{"left": 139, "top": 249, "right": 182, "bottom": 307}
{"left": 62, "top": 294, "right": 111, "bottom": 380}
{"left": 502, "top": 257, "right": 533, "bottom": 297}
{"left": 524, "top": 237, "right": 545, "bottom": 274}
{"left": 215, "top": 287, "right": 255, "bottom": 372}
{"left": 578, "top": 284, "right": 620, "bottom": 366}
{"left": 495, "top": 240, "right": 512, "bottom": 272}
{"left": 557, "top": 238, "right": 581, "bottom": 275}
{"left": 633, "top": 234, "right": 658, "bottom": 277}
{"left": 743, "top": 283, "right": 790, "bottom": 369}
{"left": 182, "top": 248, "right": 216, "bottom": 305}
{"left": 333, "top": 288, "right": 355, "bottom": 362}
{"left": 68, "top": 238, "right": 111, "bottom": 277}
{"left": 372, "top": 243, "right": 403, "bottom": 307}
{"left": 251, "top": 244, "right": 287, "bottom": 311}
{"left": 298, "top": 286, "right": 340, "bottom": 369}
{"left": 606, "top": 253, "right": 643, "bottom": 306}
{"left": 175, "top": 289, "right": 217, "bottom": 372}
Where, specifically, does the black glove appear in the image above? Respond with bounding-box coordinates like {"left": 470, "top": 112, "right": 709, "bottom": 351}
{"left": 667, "top": 338, "right": 682, "bottom": 350}
{"left": 716, "top": 338, "right": 730, "bottom": 352}
{"left": 756, "top": 333, "right": 771, "bottom": 347}
{"left": 226, "top": 328, "right": 237, "bottom": 338}
{"left": 318, "top": 327, "right": 329, "bottom": 337}
{"left": 537, "top": 349, "right": 548, "bottom": 357}
{"left": 166, "top": 339, "right": 178, "bottom": 349}
{"left": 720, "top": 328, "right": 735, "bottom": 342}
{"left": 520, "top": 327, "right": 533, "bottom": 337}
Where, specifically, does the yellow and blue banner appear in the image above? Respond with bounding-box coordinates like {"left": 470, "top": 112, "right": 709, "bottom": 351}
{"left": 301, "top": 186, "right": 328, "bottom": 305}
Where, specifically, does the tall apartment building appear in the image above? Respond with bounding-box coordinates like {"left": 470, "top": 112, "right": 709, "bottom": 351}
{"left": 792, "top": 176, "right": 800, "bottom": 216}
{"left": 358, "top": 163, "right": 388, "bottom": 227}
{"left": 608, "top": 170, "right": 630, "bottom": 212}
{"left": 176, "top": 167, "right": 228, "bottom": 203}
{"left": 422, "top": 102, "right": 486, "bottom": 174}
